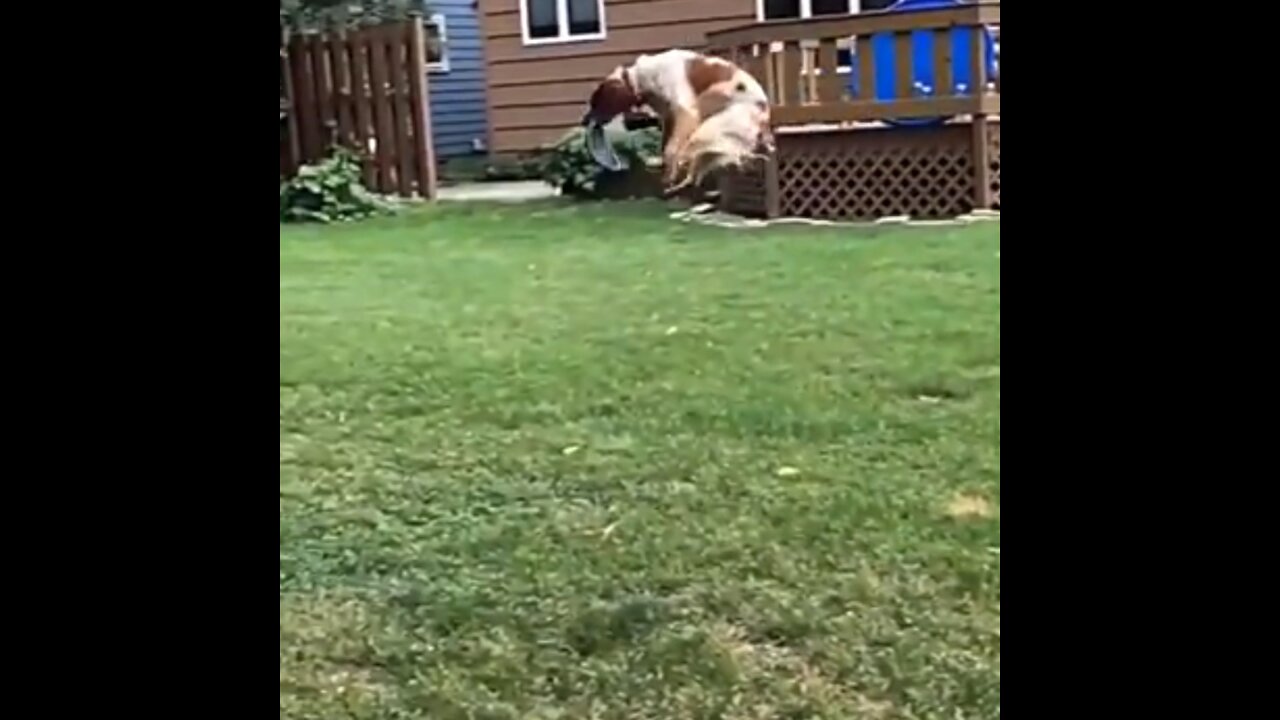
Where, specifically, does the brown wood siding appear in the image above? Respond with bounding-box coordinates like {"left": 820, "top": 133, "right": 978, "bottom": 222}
{"left": 479, "top": 0, "right": 756, "bottom": 155}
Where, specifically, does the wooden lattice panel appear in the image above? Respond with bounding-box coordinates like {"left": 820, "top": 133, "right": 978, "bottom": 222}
{"left": 777, "top": 124, "right": 975, "bottom": 220}
{"left": 719, "top": 159, "right": 772, "bottom": 218}
{"left": 988, "top": 122, "right": 1000, "bottom": 210}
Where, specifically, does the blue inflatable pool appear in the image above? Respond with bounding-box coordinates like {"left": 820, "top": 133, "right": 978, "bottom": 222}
{"left": 847, "top": 0, "right": 997, "bottom": 127}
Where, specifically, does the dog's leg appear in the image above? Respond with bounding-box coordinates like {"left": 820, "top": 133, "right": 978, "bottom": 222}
{"left": 661, "top": 157, "right": 697, "bottom": 199}
{"left": 662, "top": 107, "right": 700, "bottom": 186}
{"left": 660, "top": 110, "right": 674, "bottom": 150}
{"left": 664, "top": 150, "right": 715, "bottom": 199}
{"left": 661, "top": 176, "right": 694, "bottom": 199}
{"left": 662, "top": 155, "right": 695, "bottom": 198}
{"left": 689, "top": 154, "right": 724, "bottom": 190}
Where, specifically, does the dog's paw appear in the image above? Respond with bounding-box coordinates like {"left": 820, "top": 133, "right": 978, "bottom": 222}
{"left": 661, "top": 183, "right": 689, "bottom": 199}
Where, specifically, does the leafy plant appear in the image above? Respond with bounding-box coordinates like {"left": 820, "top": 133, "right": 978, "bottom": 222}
{"left": 539, "top": 125, "right": 662, "bottom": 196}
{"left": 280, "top": 1, "right": 427, "bottom": 32}
{"left": 280, "top": 146, "right": 398, "bottom": 224}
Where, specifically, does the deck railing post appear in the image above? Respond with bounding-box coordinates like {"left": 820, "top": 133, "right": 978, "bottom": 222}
{"left": 763, "top": 153, "right": 780, "bottom": 219}
{"left": 971, "top": 116, "right": 992, "bottom": 210}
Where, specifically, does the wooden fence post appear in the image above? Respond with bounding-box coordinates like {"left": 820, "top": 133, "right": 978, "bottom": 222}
{"left": 366, "top": 22, "right": 397, "bottom": 193}
{"left": 280, "top": 24, "right": 302, "bottom": 177}
{"left": 407, "top": 13, "right": 437, "bottom": 199}
{"left": 347, "top": 26, "right": 377, "bottom": 189}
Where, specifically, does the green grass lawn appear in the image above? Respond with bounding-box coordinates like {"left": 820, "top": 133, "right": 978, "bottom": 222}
{"left": 280, "top": 201, "right": 1000, "bottom": 720}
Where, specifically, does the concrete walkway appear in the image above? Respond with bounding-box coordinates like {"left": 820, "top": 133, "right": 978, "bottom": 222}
{"left": 436, "top": 181, "right": 558, "bottom": 202}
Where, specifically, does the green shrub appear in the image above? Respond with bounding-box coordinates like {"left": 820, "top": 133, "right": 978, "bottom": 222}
{"left": 539, "top": 125, "right": 662, "bottom": 196}
{"left": 280, "top": 147, "right": 398, "bottom": 224}
{"left": 280, "top": 1, "right": 421, "bottom": 33}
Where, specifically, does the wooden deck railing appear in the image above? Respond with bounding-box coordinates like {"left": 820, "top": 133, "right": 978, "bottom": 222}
{"left": 705, "top": 2, "right": 1000, "bottom": 127}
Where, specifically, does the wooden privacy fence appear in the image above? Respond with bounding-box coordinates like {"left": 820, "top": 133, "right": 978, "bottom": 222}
{"left": 280, "top": 16, "right": 436, "bottom": 199}
{"left": 706, "top": 3, "right": 1000, "bottom": 219}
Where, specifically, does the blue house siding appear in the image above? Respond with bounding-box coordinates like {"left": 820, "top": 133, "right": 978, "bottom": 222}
{"left": 425, "top": 0, "right": 489, "bottom": 159}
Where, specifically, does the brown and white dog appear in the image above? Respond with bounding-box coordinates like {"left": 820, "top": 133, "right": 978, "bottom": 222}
{"left": 581, "top": 48, "right": 771, "bottom": 187}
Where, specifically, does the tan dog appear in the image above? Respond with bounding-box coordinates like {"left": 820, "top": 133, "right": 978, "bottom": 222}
{"left": 582, "top": 49, "right": 770, "bottom": 187}
{"left": 662, "top": 89, "right": 775, "bottom": 197}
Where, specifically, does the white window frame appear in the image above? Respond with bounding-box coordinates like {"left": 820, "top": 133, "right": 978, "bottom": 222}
{"left": 519, "top": 0, "right": 608, "bottom": 47}
{"left": 756, "top": 0, "right": 862, "bottom": 22}
{"left": 756, "top": 1, "right": 861, "bottom": 74}
{"left": 425, "top": 12, "right": 450, "bottom": 74}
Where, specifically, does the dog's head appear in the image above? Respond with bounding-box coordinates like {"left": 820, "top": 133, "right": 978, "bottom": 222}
{"left": 728, "top": 69, "right": 770, "bottom": 112}
{"left": 582, "top": 65, "right": 639, "bottom": 126}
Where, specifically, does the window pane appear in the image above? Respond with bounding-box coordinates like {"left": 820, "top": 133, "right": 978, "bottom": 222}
{"left": 566, "top": 0, "right": 601, "bottom": 36}
{"left": 862, "top": 0, "right": 897, "bottom": 10}
{"left": 526, "top": 0, "right": 559, "bottom": 39}
{"left": 811, "top": 0, "right": 849, "bottom": 16}
{"left": 424, "top": 21, "right": 444, "bottom": 64}
{"left": 764, "top": 0, "right": 801, "bottom": 19}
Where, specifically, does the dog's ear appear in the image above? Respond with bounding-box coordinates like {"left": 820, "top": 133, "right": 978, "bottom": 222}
{"left": 583, "top": 75, "right": 636, "bottom": 125}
